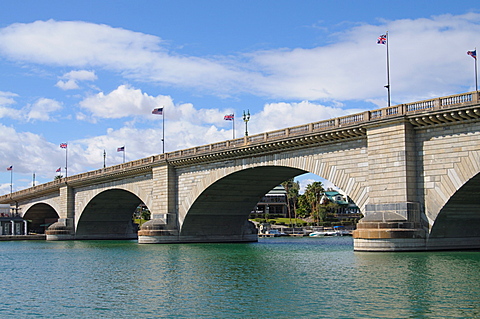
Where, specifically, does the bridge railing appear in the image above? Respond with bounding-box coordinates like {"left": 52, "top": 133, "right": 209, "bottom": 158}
{"left": 1, "top": 91, "right": 478, "bottom": 201}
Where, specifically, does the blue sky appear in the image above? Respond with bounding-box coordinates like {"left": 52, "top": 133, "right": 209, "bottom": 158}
{"left": 1, "top": 0, "right": 479, "bottom": 194}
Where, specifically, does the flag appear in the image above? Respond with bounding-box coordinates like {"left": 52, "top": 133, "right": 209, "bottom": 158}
{"left": 152, "top": 108, "right": 163, "bottom": 115}
{"left": 377, "top": 34, "right": 387, "bottom": 45}
{"left": 467, "top": 50, "right": 477, "bottom": 60}
{"left": 60, "top": 143, "right": 67, "bottom": 149}
{"left": 7, "top": 166, "right": 12, "bottom": 171}
{"left": 224, "top": 114, "right": 234, "bottom": 121}
{"left": 117, "top": 146, "right": 125, "bottom": 152}
{"left": 56, "top": 167, "right": 61, "bottom": 173}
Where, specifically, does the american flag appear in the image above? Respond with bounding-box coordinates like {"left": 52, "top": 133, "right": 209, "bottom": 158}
{"left": 152, "top": 108, "right": 163, "bottom": 115}
{"left": 56, "top": 167, "right": 61, "bottom": 173}
{"left": 224, "top": 114, "right": 234, "bottom": 121}
{"left": 467, "top": 50, "right": 477, "bottom": 60}
{"left": 377, "top": 34, "right": 387, "bottom": 45}
{"left": 7, "top": 166, "right": 12, "bottom": 171}
{"left": 60, "top": 143, "right": 67, "bottom": 149}
{"left": 117, "top": 146, "right": 125, "bottom": 152}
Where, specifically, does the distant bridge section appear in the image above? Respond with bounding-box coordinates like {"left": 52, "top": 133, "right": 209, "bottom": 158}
{"left": 2, "top": 91, "right": 480, "bottom": 251}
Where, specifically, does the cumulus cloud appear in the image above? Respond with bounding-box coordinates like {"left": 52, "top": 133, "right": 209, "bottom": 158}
{"left": 56, "top": 70, "right": 97, "bottom": 90}
{"left": 26, "top": 98, "right": 63, "bottom": 121}
{"left": 79, "top": 85, "right": 174, "bottom": 119}
{"left": 0, "top": 124, "right": 64, "bottom": 188}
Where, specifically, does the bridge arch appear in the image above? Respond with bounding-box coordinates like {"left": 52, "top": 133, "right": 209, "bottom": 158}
{"left": 424, "top": 150, "right": 480, "bottom": 236}
{"left": 23, "top": 203, "right": 59, "bottom": 234}
{"left": 430, "top": 172, "right": 480, "bottom": 238}
{"left": 178, "top": 147, "right": 370, "bottom": 229}
{"left": 180, "top": 166, "right": 306, "bottom": 238}
{"left": 75, "top": 188, "right": 144, "bottom": 239}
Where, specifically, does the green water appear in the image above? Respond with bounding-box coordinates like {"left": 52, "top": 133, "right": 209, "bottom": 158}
{"left": 1, "top": 237, "right": 479, "bottom": 318}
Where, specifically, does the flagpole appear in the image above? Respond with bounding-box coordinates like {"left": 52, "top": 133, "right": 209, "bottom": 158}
{"left": 233, "top": 113, "right": 235, "bottom": 139}
{"left": 10, "top": 167, "right": 13, "bottom": 195}
{"left": 65, "top": 144, "right": 68, "bottom": 178}
{"left": 123, "top": 146, "right": 126, "bottom": 163}
{"left": 162, "top": 108, "right": 165, "bottom": 154}
{"left": 152, "top": 107, "right": 165, "bottom": 153}
{"left": 386, "top": 31, "right": 391, "bottom": 107}
{"left": 475, "top": 47, "right": 478, "bottom": 92}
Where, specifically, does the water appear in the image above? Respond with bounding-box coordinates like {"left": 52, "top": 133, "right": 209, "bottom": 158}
{"left": 1, "top": 237, "right": 479, "bottom": 318}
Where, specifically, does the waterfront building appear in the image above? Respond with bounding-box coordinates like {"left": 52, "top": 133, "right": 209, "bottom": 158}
{"left": 320, "top": 191, "right": 362, "bottom": 222}
{"left": 250, "top": 185, "right": 288, "bottom": 219}
{"left": 0, "top": 204, "right": 28, "bottom": 235}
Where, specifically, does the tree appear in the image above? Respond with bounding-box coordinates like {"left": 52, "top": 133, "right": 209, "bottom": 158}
{"left": 281, "top": 178, "right": 300, "bottom": 226}
{"left": 303, "top": 181, "right": 325, "bottom": 225}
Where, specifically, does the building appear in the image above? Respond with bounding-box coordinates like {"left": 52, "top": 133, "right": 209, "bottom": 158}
{"left": 250, "top": 185, "right": 288, "bottom": 218}
{"left": 0, "top": 204, "right": 28, "bottom": 235}
{"left": 320, "top": 190, "right": 362, "bottom": 221}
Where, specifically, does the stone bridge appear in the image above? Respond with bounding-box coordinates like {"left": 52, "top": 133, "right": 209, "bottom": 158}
{"left": 2, "top": 91, "right": 480, "bottom": 251}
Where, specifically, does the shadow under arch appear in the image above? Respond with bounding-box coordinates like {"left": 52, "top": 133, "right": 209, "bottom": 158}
{"left": 180, "top": 166, "right": 307, "bottom": 238}
{"left": 76, "top": 188, "right": 144, "bottom": 240}
{"left": 23, "top": 203, "right": 59, "bottom": 234}
{"left": 430, "top": 173, "right": 480, "bottom": 238}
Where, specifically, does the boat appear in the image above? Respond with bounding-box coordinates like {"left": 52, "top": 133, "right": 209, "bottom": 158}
{"left": 309, "top": 230, "right": 339, "bottom": 237}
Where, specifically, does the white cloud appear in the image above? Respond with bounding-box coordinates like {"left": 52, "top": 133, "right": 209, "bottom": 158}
{"left": 1, "top": 15, "right": 479, "bottom": 104}
{"left": 26, "top": 98, "right": 63, "bottom": 121}
{"left": 56, "top": 70, "right": 97, "bottom": 90}
{"left": 0, "top": 124, "right": 64, "bottom": 187}
{"left": 79, "top": 85, "right": 174, "bottom": 119}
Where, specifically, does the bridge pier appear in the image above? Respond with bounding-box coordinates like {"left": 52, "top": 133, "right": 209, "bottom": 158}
{"left": 45, "top": 218, "right": 75, "bottom": 240}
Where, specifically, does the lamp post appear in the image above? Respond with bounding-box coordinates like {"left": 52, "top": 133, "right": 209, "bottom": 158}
{"left": 243, "top": 109, "right": 250, "bottom": 137}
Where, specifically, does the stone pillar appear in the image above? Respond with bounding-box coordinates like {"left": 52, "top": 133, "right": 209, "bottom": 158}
{"left": 353, "top": 119, "right": 427, "bottom": 251}
{"left": 46, "top": 184, "right": 75, "bottom": 240}
{"left": 138, "top": 162, "right": 179, "bottom": 243}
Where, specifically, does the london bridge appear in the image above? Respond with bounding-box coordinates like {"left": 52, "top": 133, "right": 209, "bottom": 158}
{"left": 2, "top": 91, "right": 480, "bottom": 252}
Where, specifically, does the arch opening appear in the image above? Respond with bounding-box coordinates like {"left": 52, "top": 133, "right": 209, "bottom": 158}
{"left": 76, "top": 189, "right": 146, "bottom": 240}
{"left": 430, "top": 173, "right": 480, "bottom": 238}
{"left": 180, "top": 166, "right": 361, "bottom": 240}
{"left": 23, "top": 203, "right": 59, "bottom": 234}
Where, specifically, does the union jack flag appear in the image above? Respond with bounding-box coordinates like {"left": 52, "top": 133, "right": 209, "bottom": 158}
{"left": 224, "top": 114, "right": 234, "bottom": 121}
{"left": 377, "top": 34, "right": 387, "bottom": 45}
{"left": 60, "top": 143, "right": 67, "bottom": 149}
{"left": 56, "top": 167, "right": 61, "bottom": 172}
{"left": 467, "top": 50, "right": 477, "bottom": 60}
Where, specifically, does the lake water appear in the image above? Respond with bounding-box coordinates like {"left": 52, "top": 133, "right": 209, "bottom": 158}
{"left": 1, "top": 237, "right": 479, "bottom": 318}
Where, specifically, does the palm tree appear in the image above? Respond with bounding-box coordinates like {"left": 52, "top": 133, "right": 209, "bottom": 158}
{"left": 304, "top": 181, "right": 325, "bottom": 225}
{"left": 281, "top": 179, "right": 300, "bottom": 227}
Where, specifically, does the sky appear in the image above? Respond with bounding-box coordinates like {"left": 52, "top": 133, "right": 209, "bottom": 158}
{"left": 0, "top": 0, "right": 479, "bottom": 194}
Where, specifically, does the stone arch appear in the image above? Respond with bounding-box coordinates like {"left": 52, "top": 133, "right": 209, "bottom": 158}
{"left": 430, "top": 171, "right": 480, "bottom": 238}
{"left": 75, "top": 188, "right": 145, "bottom": 239}
{"left": 180, "top": 166, "right": 306, "bottom": 237}
{"left": 23, "top": 203, "right": 60, "bottom": 234}
{"left": 178, "top": 147, "right": 369, "bottom": 225}
{"left": 75, "top": 183, "right": 152, "bottom": 221}
{"left": 425, "top": 150, "right": 480, "bottom": 236}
